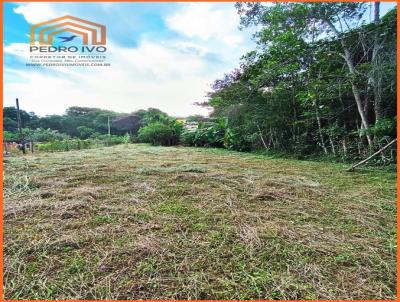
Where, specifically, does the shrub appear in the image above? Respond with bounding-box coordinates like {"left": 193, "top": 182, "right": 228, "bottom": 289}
{"left": 138, "top": 122, "right": 181, "bottom": 146}
{"left": 367, "top": 118, "right": 396, "bottom": 139}
{"left": 3, "top": 131, "right": 19, "bottom": 141}
{"left": 222, "top": 128, "right": 253, "bottom": 151}
{"left": 180, "top": 130, "right": 197, "bottom": 146}
{"left": 180, "top": 120, "right": 226, "bottom": 148}
{"left": 122, "top": 133, "right": 131, "bottom": 144}
{"left": 37, "top": 139, "right": 102, "bottom": 152}
{"left": 5, "top": 128, "right": 71, "bottom": 142}
{"left": 96, "top": 134, "right": 128, "bottom": 146}
{"left": 77, "top": 126, "right": 95, "bottom": 139}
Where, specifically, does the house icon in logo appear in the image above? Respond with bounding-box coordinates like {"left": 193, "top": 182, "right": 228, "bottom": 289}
{"left": 30, "top": 15, "right": 106, "bottom": 45}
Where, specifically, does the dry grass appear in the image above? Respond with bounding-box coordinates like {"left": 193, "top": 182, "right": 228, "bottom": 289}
{"left": 3, "top": 144, "right": 397, "bottom": 299}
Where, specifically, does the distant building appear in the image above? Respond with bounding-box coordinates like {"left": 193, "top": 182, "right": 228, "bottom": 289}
{"left": 176, "top": 119, "right": 198, "bottom": 131}
{"left": 184, "top": 121, "right": 198, "bottom": 131}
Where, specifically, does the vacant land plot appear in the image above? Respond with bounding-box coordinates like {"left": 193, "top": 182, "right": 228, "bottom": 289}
{"left": 3, "top": 144, "right": 397, "bottom": 299}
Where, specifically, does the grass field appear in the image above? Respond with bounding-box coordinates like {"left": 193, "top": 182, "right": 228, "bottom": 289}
{"left": 3, "top": 144, "right": 397, "bottom": 299}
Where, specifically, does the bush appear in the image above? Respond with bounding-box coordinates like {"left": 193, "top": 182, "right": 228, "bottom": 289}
{"left": 180, "top": 130, "right": 197, "bottom": 146}
{"left": 5, "top": 128, "right": 71, "bottom": 142}
{"left": 223, "top": 129, "right": 254, "bottom": 152}
{"left": 3, "top": 131, "right": 19, "bottom": 141}
{"left": 37, "top": 139, "right": 95, "bottom": 152}
{"left": 32, "top": 128, "right": 70, "bottom": 142}
{"left": 138, "top": 122, "right": 181, "bottom": 146}
{"left": 77, "top": 126, "right": 95, "bottom": 139}
{"left": 180, "top": 120, "right": 226, "bottom": 148}
{"left": 96, "top": 134, "right": 129, "bottom": 146}
{"left": 367, "top": 118, "right": 396, "bottom": 139}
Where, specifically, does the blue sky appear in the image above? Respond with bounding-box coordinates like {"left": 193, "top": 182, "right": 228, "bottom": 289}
{"left": 3, "top": 2, "right": 397, "bottom": 117}
{"left": 4, "top": 2, "right": 257, "bottom": 117}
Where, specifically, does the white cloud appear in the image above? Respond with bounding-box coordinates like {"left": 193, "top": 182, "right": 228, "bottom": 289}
{"left": 13, "top": 2, "right": 63, "bottom": 24}
{"left": 5, "top": 2, "right": 254, "bottom": 117}
{"left": 4, "top": 43, "right": 29, "bottom": 60}
{"left": 4, "top": 42, "right": 83, "bottom": 76}
{"left": 4, "top": 39, "right": 214, "bottom": 117}
{"left": 166, "top": 3, "right": 244, "bottom": 47}
{"left": 110, "top": 40, "right": 207, "bottom": 79}
{"left": 173, "top": 41, "right": 209, "bottom": 57}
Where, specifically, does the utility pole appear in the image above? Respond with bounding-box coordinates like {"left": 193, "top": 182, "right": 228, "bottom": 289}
{"left": 16, "top": 98, "right": 26, "bottom": 154}
{"left": 107, "top": 116, "right": 111, "bottom": 136}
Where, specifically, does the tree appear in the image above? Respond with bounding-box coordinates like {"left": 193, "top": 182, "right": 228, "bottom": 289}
{"left": 77, "top": 126, "right": 95, "bottom": 139}
{"left": 200, "top": 3, "right": 396, "bottom": 160}
{"left": 236, "top": 2, "right": 377, "bottom": 145}
{"left": 113, "top": 115, "right": 141, "bottom": 135}
{"left": 3, "top": 106, "right": 38, "bottom": 130}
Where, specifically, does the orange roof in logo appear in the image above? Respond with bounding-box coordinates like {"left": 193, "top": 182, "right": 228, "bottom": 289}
{"left": 30, "top": 15, "right": 106, "bottom": 45}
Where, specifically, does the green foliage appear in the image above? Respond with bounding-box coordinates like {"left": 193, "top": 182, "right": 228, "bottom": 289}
{"left": 122, "top": 133, "right": 131, "bottom": 144}
{"left": 4, "top": 128, "right": 70, "bottom": 142}
{"left": 35, "top": 135, "right": 130, "bottom": 152}
{"left": 180, "top": 119, "right": 227, "bottom": 148}
{"left": 3, "top": 107, "right": 123, "bottom": 138}
{"left": 367, "top": 118, "right": 396, "bottom": 138}
{"left": 37, "top": 139, "right": 100, "bottom": 152}
{"left": 180, "top": 130, "right": 197, "bottom": 146}
{"left": 3, "top": 131, "right": 19, "bottom": 141}
{"left": 200, "top": 3, "right": 397, "bottom": 163}
{"left": 77, "top": 126, "right": 95, "bottom": 139}
{"left": 97, "top": 135, "right": 130, "bottom": 146}
{"left": 3, "top": 117, "right": 18, "bottom": 131}
{"left": 2, "top": 107, "right": 184, "bottom": 142}
{"left": 194, "top": 122, "right": 224, "bottom": 147}
{"left": 134, "top": 108, "right": 170, "bottom": 126}
{"left": 138, "top": 121, "right": 182, "bottom": 146}
{"left": 31, "top": 128, "right": 70, "bottom": 142}
{"left": 3, "top": 107, "right": 39, "bottom": 131}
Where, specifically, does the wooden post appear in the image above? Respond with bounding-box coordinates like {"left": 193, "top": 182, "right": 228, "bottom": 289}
{"left": 16, "top": 98, "right": 26, "bottom": 154}
{"left": 30, "top": 140, "right": 34, "bottom": 153}
{"left": 4, "top": 142, "right": 9, "bottom": 154}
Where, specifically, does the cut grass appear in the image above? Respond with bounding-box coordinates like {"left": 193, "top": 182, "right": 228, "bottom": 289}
{"left": 136, "top": 164, "right": 206, "bottom": 174}
{"left": 3, "top": 144, "right": 397, "bottom": 299}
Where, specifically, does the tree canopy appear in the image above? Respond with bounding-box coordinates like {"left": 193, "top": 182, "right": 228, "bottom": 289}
{"left": 202, "top": 3, "right": 396, "bottom": 159}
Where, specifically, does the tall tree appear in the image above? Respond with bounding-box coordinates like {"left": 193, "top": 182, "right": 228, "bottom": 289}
{"left": 236, "top": 2, "right": 374, "bottom": 145}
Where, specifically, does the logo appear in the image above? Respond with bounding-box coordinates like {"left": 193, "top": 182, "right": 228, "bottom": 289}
{"left": 27, "top": 15, "right": 110, "bottom": 67}
{"left": 30, "top": 15, "right": 106, "bottom": 45}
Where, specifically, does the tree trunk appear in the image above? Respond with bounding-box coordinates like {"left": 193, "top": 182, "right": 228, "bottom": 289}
{"left": 328, "top": 135, "right": 336, "bottom": 155}
{"left": 291, "top": 86, "right": 297, "bottom": 141}
{"left": 372, "top": 2, "right": 383, "bottom": 123}
{"left": 324, "top": 19, "right": 372, "bottom": 146}
{"left": 257, "top": 124, "right": 268, "bottom": 150}
{"left": 374, "top": 2, "right": 380, "bottom": 22}
{"left": 314, "top": 100, "right": 328, "bottom": 154}
{"left": 356, "top": 121, "right": 362, "bottom": 155}
{"left": 342, "top": 138, "right": 347, "bottom": 155}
